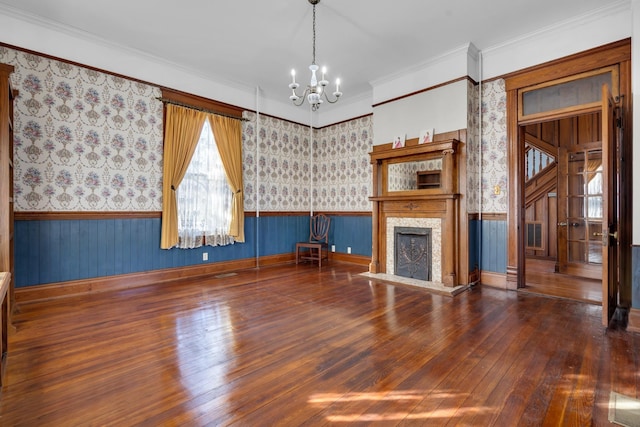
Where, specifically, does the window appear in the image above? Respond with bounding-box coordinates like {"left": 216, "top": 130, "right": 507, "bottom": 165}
{"left": 519, "top": 66, "right": 618, "bottom": 121}
{"left": 586, "top": 164, "right": 603, "bottom": 219}
{"left": 176, "top": 120, "right": 234, "bottom": 248}
{"left": 159, "top": 90, "right": 245, "bottom": 250}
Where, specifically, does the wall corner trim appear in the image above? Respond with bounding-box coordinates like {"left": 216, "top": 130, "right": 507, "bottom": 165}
{"left": 627, "top": 308, "right": 640, "bottom": 333}
{"left": 480, "top": 271, "right": 507, "bottom": 289}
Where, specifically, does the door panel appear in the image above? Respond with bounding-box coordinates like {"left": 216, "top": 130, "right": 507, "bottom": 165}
{"left": 557, "top": 143, "right": 602, "bottom": 280}
{"left": 601, "top": 85, "right": 618, "bottom": 326}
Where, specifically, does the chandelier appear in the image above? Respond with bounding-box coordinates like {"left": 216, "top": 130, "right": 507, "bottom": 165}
{"left": 288, "top": 0, "right": 342, "bottom": 111}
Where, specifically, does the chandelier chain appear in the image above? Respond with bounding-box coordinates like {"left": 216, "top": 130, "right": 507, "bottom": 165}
{"left": 288, "top": 0, "right": 342, "bottom": 110}
{"left": 312, "top": 3, "right": 316, "bottom": 65}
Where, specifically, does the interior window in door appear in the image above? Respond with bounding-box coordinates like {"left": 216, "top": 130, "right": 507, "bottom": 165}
{"left": 566, "top": 149, "right": 603, "bottom": 265}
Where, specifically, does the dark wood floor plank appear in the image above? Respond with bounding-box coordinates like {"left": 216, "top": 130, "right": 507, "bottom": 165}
{"left": 490, "top": 300, "right": 591, "bottom": 425}
{"left": 444, "top": 292, "right": 560, "bottom": 426}
{"left": 339, "top": 289, "right": 536, "bottom": 424}
{"left": 495, "top": 299, "right": 580, "bottom": 425}
{"left": 524, "top": 258, "right": 601, "bottom": 304}
{"left": 228, "top": 284, "right": 442, "bottom": 425}
{"left": 0, "top": 262, "right": 637, "bottom": 426}
{"left": 260, "top": 288, "right": 449, "bottom": 426}
{"left": 392, "top": 293, "right": 531, "bottom": 424}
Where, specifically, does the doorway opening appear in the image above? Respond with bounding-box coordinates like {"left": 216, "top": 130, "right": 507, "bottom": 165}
{"left": 504, "top": 39, "right": 631, "bottom": 326}
{"left": 521, "top": 113, "right": 603, "bottom": 304}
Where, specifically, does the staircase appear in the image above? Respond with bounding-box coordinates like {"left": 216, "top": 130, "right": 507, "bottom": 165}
{"left": 525, "top": 145, "right": 554, "bottom": 182}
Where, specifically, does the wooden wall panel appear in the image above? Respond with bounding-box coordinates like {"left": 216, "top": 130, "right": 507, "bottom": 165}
{"left": 548, "top": 195, "right": 557, "bottom": 259}
{"left": 541, "top": 121, "right": 557, "bottom": 144}
{"left": 577, "top": 113, "right": 601, "bottom": 145}
{"left": 524, "top": 189, "right": 557, "bottom": 259}
{"left": 558, "top": 117, "right": 574, "bottom": 148}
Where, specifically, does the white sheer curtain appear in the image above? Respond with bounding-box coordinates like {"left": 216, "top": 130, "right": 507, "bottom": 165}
{"left": 176, "top": 120, "right": 235, "bottom": 249}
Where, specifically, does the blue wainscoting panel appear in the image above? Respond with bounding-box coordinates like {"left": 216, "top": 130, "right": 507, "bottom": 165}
{"left": 480, "top": 220, "right": 507, "bottom": 273}
{"left": 329, "top": 215, "right": 372, "bottom": 256}
{"left": 256, "top": 215, "right": 309, "bottom": 258}
{"left": 468, "top": 219, "right": 480, "bottom": 272}
{"left": 14, "top": 215, "right": 304, "bottom": 288}
{"left": 14, "top": 214, "right": 372, "bottom": 288}
{"left": 633, "top": 246, "right": 640, "bottom": 309}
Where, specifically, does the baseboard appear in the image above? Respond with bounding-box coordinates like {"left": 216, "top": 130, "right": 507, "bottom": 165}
{"left": 628, "top": 308, "right": 640, "bottom": 333}
{"left": 16, "top": 254, "right": 295, "bottom": 305}
{"left": 480, "top": 271, "right": 507, "bottom": 289}
{"left": 330, "top": 253, "right": 370, "bottom": 266}
{"left": 15, "top": 252, "right": 369, "bottom": 304}
{"left": 254, "top": 253, "right": 295, "bottom": 267}
{"left": 468, "top": 267, "right": 480, "bottom": 284}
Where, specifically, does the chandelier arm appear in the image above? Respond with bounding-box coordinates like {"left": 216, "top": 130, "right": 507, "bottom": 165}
{"left": 292, "top": 87, "right": 310, "bottom": 106}
{"left": 322, "top": 91, "right": 340, "bottom": 104}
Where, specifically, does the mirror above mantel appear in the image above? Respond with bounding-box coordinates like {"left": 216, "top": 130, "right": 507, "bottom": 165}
{"left": 369, "top": 137, "right": 460, "bottom": 197}
{"left": 388, "top": 158, "right": 443, "bottom": 191}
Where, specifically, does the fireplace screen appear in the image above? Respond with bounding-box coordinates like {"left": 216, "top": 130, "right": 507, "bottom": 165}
{"left": 394, "top": 227, "right": 432, "bottom": 281}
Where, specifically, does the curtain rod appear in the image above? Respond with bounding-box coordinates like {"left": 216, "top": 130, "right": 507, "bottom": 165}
{"left": 156, "top": 97, "right": 248, "bottom": 121}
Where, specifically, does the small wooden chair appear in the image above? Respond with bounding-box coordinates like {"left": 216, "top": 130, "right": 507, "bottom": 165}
{"left": 295, "top": 214, "right": 331, "bottom": 268}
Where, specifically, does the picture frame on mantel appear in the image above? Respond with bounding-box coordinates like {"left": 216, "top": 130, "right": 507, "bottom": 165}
{"left": 419, "top": 128, "right": 435, "bottom": 144}
{"left": 392, "top": 134, "right": 405, "bottom": 149}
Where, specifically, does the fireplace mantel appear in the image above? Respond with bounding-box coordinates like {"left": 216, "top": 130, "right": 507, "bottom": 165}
{"left": 368, "top": 132, "right": 467, "bottom": 287}
{"left": 370, "top": 193, "right": 460, "bottom": 202}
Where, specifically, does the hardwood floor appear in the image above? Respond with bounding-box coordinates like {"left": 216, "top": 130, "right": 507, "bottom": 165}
{"left": 1, "top": 262, "right": 638, "bottom": 425}
{"left": 523, "top": 258, "right": 602, "bottom": 304}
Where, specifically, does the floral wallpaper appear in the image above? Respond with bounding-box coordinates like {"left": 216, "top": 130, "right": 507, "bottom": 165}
{"left": 0, "top": 47, "right": 163, "bottom": 211}
{"left": 2, "top": 42, "right": 372, "bottom": 215}
{"left": 242, "top": 113, "right": 373, "bottom": 212}
{"left": 242, "top": 112, "right": 311, "bottom": 211}
{"left": 466, "top": 80, "right": 480, "bottom": 214}
{"left": 480, "top": 79, "right": 508, "bottom": 213}
{"left": 314, "top": 117, "right": 373, "bottom": 212}
{"left": 1, "top": 46, "right": 503, "bottom": 216}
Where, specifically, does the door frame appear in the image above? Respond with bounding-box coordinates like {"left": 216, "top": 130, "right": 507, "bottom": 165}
{"left": 503, "top": 39, "right": 632, "bottom": 324}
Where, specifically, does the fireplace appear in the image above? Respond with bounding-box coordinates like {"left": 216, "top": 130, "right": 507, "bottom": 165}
{"left": 369, "top": 137, "right": 466, "bottom": 288}
{"left": 387, "top": 217, "right": 441, "bottom": 283}
{"left": 394, "top": 227, "right": 432, "bottom": 280}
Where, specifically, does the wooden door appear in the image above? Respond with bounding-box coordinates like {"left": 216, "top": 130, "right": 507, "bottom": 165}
{"left": 600, "top": 85, "right": 618, "bottom": 326}
{"left": 557, "top": 142, "right": 603, "bottom": 280}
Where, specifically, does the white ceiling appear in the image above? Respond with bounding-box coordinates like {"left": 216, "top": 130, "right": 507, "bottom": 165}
{"left": 0, "top": 0, "right": 627, "bottom": 122}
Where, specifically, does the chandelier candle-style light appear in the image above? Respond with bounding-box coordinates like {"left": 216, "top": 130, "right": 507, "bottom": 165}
{"left": 289, "top": 0, "right": 342, "bottom": 111}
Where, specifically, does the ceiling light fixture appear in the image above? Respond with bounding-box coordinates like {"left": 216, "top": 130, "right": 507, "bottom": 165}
{"left": 289, "top": 0, "right": 342, "bottom": 111}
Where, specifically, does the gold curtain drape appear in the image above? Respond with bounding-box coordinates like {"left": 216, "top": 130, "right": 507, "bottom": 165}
{"left": 209, "top": 114, "right": 245, "bottom": 242}
{"left": 587, "top": 153, "right": 603, "bottom": 173}
{"left": 160, "top": 105, "right": 207, "bottom": 249}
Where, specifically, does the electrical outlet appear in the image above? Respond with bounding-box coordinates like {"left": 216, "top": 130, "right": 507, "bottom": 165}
{"left": 203, "top": 252, "right": 208, "bottom": 261}
{"left": 347, "top": 247, "right": 351, "bottom": 254}
{"left": 331, "top": 245, "right": 335, "bottom": 252}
